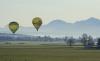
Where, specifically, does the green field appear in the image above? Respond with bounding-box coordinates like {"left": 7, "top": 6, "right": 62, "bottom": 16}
{"left": 0, "top": 45, "right": 100, "bottom": 61}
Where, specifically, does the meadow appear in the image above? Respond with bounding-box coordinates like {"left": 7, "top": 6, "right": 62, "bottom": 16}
{"left": 0, "top": 45, "right": 100, "bottom": 61}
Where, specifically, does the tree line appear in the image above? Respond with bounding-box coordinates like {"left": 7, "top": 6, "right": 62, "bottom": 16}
{"left": 0, "top": 33, "right": 100, "bottom": 48}
{"left": 64, "top": 33, "right": 100, "bottom": 48}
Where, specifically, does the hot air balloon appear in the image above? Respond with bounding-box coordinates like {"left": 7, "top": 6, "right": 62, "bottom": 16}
{"left": 32, "top": 17, "right": 42, "bottom": 31}
{"left": 9, "top": 22, "right": 19, "bottom": 34}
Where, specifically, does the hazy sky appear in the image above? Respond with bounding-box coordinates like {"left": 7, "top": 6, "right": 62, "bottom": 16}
{"left": 0, "top": 0, "right": 100, "bottom": 26}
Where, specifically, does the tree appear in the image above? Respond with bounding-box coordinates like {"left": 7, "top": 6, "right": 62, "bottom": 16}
{"left": 67, "top": 37, "right": 75, "bottom": 47}
{"left": 80, "top": 34, "right": 94, "bottom": 48}
{"left": 64, "top": 36, "right": 68, "bottom": 46}
{"left": 81, "top": 33, "right": 88, "bottom": 47}
{"left": 86, "top": 35, "right": 94, "bottom": 48}
{"left": 97, "top": 38, "right": 100, "bottom": 48}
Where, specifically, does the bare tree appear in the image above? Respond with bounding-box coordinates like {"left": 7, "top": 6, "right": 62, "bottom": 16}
{"left": 81, "top": 33, "right": 88, "bottom": 47}
{"left": 97, "top": 38, "right": 100, "bottom": 48}
{"left": 67, "top": 37, "right": 75, "bottom": 47}
{"left": 80, "top": 34, "right": 94, "bottom": 48}
{"left": 87, "top": 35, "right": 94, "bottom": 48}
{"left": 64, "top": 36, "right": 68, "bottom": 46}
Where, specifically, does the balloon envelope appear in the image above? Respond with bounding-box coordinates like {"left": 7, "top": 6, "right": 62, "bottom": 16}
{"left": 32, "top": 17, "right": 42, "bottom": 31}
{"left": 9, "top": 22, "right": 19, "bottom": 34}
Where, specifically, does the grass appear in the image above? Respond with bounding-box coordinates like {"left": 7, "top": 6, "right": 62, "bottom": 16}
{"left": 0, "top": 45, "right": 100, "bottom": 61}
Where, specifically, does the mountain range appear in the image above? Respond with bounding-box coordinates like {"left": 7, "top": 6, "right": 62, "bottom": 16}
{"left": 0, "top": 17, "right": 100, "bottom": 38}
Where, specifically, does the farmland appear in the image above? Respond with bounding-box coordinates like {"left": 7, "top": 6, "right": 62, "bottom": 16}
{"left": 0, "top": 45, "right": 100, "bottom": 61}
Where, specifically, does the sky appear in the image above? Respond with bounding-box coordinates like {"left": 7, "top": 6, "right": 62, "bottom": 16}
{"left": 0, "top": 0, "right": 100, "bottom": 27}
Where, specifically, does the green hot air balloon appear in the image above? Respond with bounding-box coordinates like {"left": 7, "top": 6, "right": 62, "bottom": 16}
{"left": 9, "top": 22, "right": 19, "bottom": 34}
{"left": 32, "top": 17, "right": 42, "bottom": 31}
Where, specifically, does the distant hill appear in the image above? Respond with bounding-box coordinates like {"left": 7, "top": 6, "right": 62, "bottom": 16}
{"left": 0, "top": 17, "right": 100, "bottom": 37}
